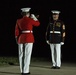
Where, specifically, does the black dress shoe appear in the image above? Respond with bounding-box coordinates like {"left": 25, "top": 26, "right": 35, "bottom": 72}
{"left": 27, "top": 72, "right": 30, "bottom": 74}
{"left": 56, "top": 66, "right": 60, "bottom": 69}
{"left": 51, "top": 66, "right": 56, "bottom": 69}
{"left": 21, "top": 72, "right": 30, "bottom": 75}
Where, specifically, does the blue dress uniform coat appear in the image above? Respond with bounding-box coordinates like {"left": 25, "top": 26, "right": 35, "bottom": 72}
{"left": 46, "top": 20, "right": 65, "bottom": 43}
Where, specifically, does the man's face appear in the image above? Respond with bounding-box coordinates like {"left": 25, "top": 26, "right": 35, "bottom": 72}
{"left": 52, "top": 14, "right": 59, "bottom": 20}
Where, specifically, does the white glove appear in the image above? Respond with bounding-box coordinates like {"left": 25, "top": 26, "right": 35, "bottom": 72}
{"left": 61, "top": 42, "right": 64, "bottom": 45}
{"left": 46, "top": 41, "right": 50, "bottom": 45}
{"left": 31, "top": 14, "right": 38, "bottom": 21}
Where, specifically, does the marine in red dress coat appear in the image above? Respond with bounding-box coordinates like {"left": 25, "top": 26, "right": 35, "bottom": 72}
{"left": 15, "top": 8, "right": 40, "bottom": 75}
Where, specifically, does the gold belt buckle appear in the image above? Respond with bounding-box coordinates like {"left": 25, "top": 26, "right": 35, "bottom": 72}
{"left": 53, "top": 30, "right": 54, "bottom": 33}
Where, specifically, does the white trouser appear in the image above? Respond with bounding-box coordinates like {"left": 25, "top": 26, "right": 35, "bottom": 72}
{"left": 50, "top": 44, "right": 61, "bottom": 67}
{"left": 18, "top": 43, "right": 33, "bottom": 73}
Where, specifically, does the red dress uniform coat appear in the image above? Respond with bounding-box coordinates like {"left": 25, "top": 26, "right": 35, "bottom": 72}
{"left": 15, "top": 16, "right": 40, "bottom": 43}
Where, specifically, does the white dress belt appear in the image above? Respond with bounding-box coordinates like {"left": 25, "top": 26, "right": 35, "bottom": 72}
{"left": 50, "top": 31, "right": 61, "bottom": 34}
{"left": 21, "top": 30, "right": 33, "bottom": 33}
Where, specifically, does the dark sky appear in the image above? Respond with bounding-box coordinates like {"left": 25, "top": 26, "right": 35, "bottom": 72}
{"left": 0, "top": 0, "right": 76, "bottom": 61}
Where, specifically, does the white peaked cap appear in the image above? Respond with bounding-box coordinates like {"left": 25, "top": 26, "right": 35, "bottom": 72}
{"left": 51, "top": 10, "right": 60, "bottom": 14}
{"left": 21, "top": 8, "right": 31, "bottom": 12}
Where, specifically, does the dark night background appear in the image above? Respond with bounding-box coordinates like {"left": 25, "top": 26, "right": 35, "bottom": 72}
{"left": 0, "top": 0, "right": 76, "bottom": 62}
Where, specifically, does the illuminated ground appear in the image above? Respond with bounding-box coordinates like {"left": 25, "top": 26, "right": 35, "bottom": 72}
{"left": 0, "top": 61, "right": 76, "bottom": 75}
